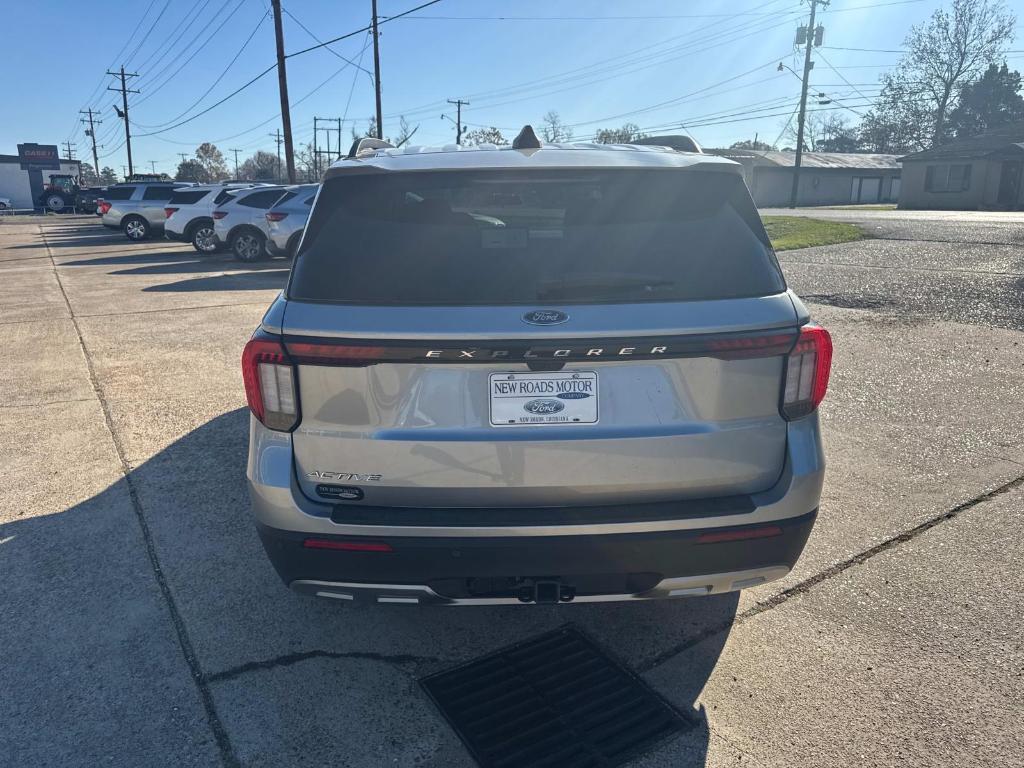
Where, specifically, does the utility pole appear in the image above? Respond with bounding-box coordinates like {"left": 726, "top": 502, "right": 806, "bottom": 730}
{"left": 61, "top": 141, "right": 77, "bottom": 160}
{"left": 148, "top": 160, "right": 157, "bottom": 173}
{"left": 80, "top": 109, "right": 102, "bottom": 178}
{"left": 313, "top": 116, "right": 319, "bottom": 176}
{"left": 271, "top": 0, "right": 296, "bottom": 182}
{"left": 230, "top": 148, "right": 242, "bottom": 178}
{"left": 121, "top": 165, "right": 127, "bottom": 180}
{"left": 446, "top": 99, "right": 469, "bottom": 144}
{"left": 107, "top": 66, "right": 139, "bottom": 178}
{"left": 788, "top": 0, "right": 826, "bottom": 209}
{"left": 371, "top": 0, "right": 383, "bottom": 139}
{"left": 269, "top": 129, "right": 283, "bottom": 180}
{"left": 336, "top": 117, "right": 342, "bottom": 159}
{"left": 177, "top": 152, "right": 189, "bottom": 164}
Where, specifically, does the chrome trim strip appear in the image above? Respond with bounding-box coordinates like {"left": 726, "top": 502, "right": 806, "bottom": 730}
{"left": 291, "top": 566, "right": 790, "bottom": 606}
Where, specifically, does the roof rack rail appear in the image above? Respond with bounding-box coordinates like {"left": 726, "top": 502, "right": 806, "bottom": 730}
{"left": 629, "top": 135, "right": 703, "bottom": 153}
{"left": 346, "top": 137, "right": 396, "bottom": 159}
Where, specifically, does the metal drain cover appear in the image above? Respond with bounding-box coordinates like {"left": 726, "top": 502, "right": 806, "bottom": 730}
{"left": 421, "top": 627, "right": 687, "bottom": 767}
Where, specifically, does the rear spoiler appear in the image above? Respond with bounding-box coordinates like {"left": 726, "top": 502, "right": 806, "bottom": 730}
{"left": 346, "top": 137, "right": 395, "bottom": 159}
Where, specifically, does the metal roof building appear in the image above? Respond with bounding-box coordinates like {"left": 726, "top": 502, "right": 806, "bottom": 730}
{"left": 705, "top": 149, "right": 901, "bottom": 207}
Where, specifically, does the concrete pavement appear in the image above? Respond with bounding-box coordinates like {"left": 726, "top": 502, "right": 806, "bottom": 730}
{"left": 1, "top": 212, "right": 1022, "bottom": 766}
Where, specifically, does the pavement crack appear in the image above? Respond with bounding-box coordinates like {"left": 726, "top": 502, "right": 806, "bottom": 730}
{"left": 638, "top": 470, "right": 1024, "bottom": 674}
{"left": 203, "top": 649, "right": 446, "bottom": 685}
{"left": 39, "top": 225, "right": 241, "bottom": 768}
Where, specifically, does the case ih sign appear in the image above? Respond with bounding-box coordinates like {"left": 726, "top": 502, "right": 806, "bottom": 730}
{"left": 18, "top": 144, "right": 61, "bottom": 171}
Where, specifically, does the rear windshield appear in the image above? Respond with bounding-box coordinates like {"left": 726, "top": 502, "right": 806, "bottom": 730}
{"left": 237, "top": 189, "right": 285, "bottom": 209}
{"left": 289, "top": 169, "right": 784, "bottom": 305}
{"left": 104, "top": 186, "right": 135, "bottom": 200}
{"left": 168, "top": 189, "right": 209, "bottom": 205}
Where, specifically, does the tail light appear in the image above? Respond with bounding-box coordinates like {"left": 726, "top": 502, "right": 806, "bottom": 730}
{"left": 242, "top": 334, "right": 299, "bottom": 431}
{"left": 212, "top": 210, "right": 228, "bottom": 220}
{"left": 266, "top": 211, "right": 289, "bottom": 222}
{"left": 164, "top": 207, "right": 179, "bottom": 218}
{"left": 98, "top": 201, "right": 111, "bottom": 214}
{"left": 781, "top": 325, "right": 832, "bottom": 420}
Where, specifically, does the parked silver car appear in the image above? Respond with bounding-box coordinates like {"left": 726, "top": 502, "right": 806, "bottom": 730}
{"left": 100, "top": 181, "right": 192, "bottom": 241}
{"left": 212, "top": 186, "right": 287, "bottom": 261}
{"left": 244, "top": 134, "right": 831, "bottom": 606}
{"left": 265, "top": 183, "right": 319, "bottom": 258}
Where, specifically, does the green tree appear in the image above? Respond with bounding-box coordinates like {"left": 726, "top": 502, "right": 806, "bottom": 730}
{"left": 239, "top": 151, "right": 279, "bottom": 181}
{"left": 99, "top": 166, "right": 119, "bottom": 184}
{"left": 947, "top": 62, "right": 1024, "bottom": 137}
{"left": 594, "top": 123, "right": 646, "bottom": 144}
{"left": 175, "top": 159, "right": 209, "bottom": 182}
{"left": 195, "top": 142, "right": 229, "bottom": 180}
{"left": 729, "top": 138, "right": 773, "bottom": 150}
{"left": 462, "top": 126, "right": 508, "bottom": 146}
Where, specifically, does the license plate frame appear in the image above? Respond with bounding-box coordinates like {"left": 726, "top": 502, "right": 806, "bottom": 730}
{"left": 488, "top": 370, "right": 599, "bottom": 427}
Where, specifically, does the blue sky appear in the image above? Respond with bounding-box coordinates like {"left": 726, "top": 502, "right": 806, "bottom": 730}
{"left": 2, "top": 0, "right": 1017, "bottom": 175}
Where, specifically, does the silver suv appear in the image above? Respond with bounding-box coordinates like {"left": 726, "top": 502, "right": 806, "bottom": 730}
{"left": 244, "top": 134, "right": 831, "bottom": 606}
{"left": 100, "top": 181, "right": 191, "bottom": 241}
{"left": 265, "top": 183, "right": 319, "bottom": 258}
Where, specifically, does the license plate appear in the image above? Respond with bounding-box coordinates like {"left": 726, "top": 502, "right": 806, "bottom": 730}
{"left": 489, "top": 371, "right": 599, "bottom": 427}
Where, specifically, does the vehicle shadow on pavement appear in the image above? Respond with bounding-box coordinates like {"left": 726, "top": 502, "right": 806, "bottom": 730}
{"left": 1, "top": 408, "right": 736, "bottom": 766}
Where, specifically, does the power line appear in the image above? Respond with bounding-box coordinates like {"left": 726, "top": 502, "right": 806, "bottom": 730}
{"left": 284, "top": 0, "right": 443, "bottom": 59}
{"left": 131, "top": 0, "right": 249, "bottom": 107}
{"left": 282, "top": 6, "right": 373, "bottom": 76}
{"left": 123, "top": 0, "right": 173, "bottom": 69}
{"left": 132, "top": 8, "right": 269, "bottom": 127}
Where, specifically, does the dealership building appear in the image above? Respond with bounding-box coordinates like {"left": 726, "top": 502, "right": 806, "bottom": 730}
{"left": 0, "top": 144, "right": 81, "bottom": 209}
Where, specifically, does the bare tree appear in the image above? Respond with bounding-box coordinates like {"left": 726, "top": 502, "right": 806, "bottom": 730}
{"left": 593, "top": 123, "right": 646, "bottom": 144}
{"left": 540, "top": 111, "right": 573, "bottom": 142}
{"left": 868, "top": 0, "right": 1015, "bottom": 146}
{"left": 783, "top": 112, "right": 854, "bottom": 151}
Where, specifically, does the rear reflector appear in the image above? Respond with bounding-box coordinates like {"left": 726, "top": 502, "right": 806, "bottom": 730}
{"left": 303, "top": 539, "right": 393, "bottom": 552}
{"left": 285, "top": 341, "right": 387, "bottom": 365}
{"left": 781, "top": 325, "right": 832, "bottom": 420}
{"left": 696, "top": 525, "right": 783, "bottom": 544}
{"left": 164, "top": 207, "right": 179, "bottom": 218}
{"left": 212, "top": 210, "right": 228, "bottom": 220}
{"left": 266, "top": 211, "right": 289, "bottom": 222}
{"left": 241, "top": 335, "right": 299, "bottom": 431}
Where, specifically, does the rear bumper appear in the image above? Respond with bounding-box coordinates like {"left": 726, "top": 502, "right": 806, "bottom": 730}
{"left": 247, "top": 414, "right": 825, "bottom": 603}
{"left": 258, "top": 510, "right": 815, "bottom": 604}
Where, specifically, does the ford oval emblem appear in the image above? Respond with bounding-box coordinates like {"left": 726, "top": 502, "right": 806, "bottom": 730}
{"left": 523, "top": 309, "right": 569, "bottom": 325}
{"left": 523, "top": 398, "right": 565, "bottom": 415}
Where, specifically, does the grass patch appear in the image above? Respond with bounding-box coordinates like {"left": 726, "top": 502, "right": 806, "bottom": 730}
{"left": 761, "top": 215, "right": 863, "bottom": 251}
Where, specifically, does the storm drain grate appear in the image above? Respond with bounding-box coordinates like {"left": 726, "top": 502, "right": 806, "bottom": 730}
{"left": 421, "top": 627, "right": 687, "bottom": 768}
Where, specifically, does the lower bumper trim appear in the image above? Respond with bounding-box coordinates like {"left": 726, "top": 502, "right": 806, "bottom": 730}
{"left": 291, "top": 565, "right": 791, "bottom": 605}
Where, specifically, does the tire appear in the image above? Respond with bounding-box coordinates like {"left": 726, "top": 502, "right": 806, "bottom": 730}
{"left": 45, "top": 194, "right": 66, "bottom": 213}
{"left": 189, "top": 220, "right": 219, "bottom": 254}
{"left": 230, "top": 228, "right": 266, "bottom": 262}
{"left": 123, "top": 216, "right": 151, "bottom": 241}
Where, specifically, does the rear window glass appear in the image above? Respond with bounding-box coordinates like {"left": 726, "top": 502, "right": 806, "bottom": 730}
{"left": 290, "top": 169, "right": 785, "bottom": 305}
{"left": 237, "top": 189, "right": 284, "bottom": 209}
{"left": 142, "top": 186, "right": 176, "bottom": 201}
{"left": 168, "top": 189, "right": 208, "bottom": 205}
{"left": 271, "top": 191, "right": 298, "bottom": 208}
{"left": 104, "top": 186, "right": 135, "bottom": 200}
{"left": 213, "top": 189, "right": 240, "bottom": 205}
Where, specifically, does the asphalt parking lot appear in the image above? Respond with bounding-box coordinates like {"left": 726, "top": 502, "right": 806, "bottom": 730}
{"left": 2, "top": 210, "right": 1023, "bottom": 767}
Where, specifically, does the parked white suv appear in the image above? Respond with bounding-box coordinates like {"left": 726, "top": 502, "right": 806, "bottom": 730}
{"left": 164, "top": 183, "right": 264, "bottom": 253}
{"left": 212, "top": 186, "right": 288, "bottom": 262}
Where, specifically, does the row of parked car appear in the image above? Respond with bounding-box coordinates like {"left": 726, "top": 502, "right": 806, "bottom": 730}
{"left": 96, "top": 180, "right": 317, "bottom": 261}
